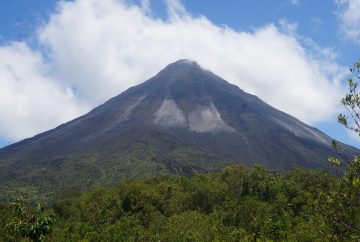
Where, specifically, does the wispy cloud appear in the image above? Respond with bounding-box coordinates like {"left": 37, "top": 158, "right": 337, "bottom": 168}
{"left": 140, "top": 0, "right": 151, "bottom": 14}
{"left": 279, "top": 18, "right": 298, "bottom": 35}
{"left": 336, "top": 0, "right": 360, "bottom": 43}
{"left": 0, "top": 0, "right": 346, "bottom": 142}
{"left": 164, "top": 0, "right": 187, "bottom": 19}
{"left": 290, "top": 0, "right": 300, "bottom": 6}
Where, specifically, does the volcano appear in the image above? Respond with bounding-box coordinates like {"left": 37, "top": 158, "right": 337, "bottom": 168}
{"left": 0, "top": 59, "right": 357, "bottom": 200}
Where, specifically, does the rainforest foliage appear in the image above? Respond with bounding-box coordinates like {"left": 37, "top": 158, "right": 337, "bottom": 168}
{"left": 1, "top": 163, "right": 360, "bottom": 241}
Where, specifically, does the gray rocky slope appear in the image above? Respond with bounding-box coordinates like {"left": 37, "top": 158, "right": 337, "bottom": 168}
{"left": 0, "top": 60, "right": 358, "bottom": 199}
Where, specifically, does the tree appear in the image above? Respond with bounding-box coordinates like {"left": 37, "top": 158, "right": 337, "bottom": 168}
{"left": 324, "top": 60, "right": 360, "bottom": 239}
{"left": 338, "top": 60, "right": 360, "bottom": 135}
{"left": 6, "top": 198, "right": 55, "bottom": 242}
{"left": 328, "top": 60, "right": 360, "bottom": 169}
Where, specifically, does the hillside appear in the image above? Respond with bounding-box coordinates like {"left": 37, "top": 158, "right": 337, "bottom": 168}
{"left": 0, "top": 59, "right": 358, "bottom": 202}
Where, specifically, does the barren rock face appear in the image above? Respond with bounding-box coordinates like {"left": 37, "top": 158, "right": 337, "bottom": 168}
{"left": 188, "top": 102, "right": 235, "bottom": 133}
{"left": 153, "top": 98, "right": 235, "bottom": 133}
{"left": 154, "top": 99, "right": 187, "bottom": 128}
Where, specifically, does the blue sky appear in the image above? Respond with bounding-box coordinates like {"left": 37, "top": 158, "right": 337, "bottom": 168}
{"left": 0, "top": 0, "right": 360, "bottom": 148}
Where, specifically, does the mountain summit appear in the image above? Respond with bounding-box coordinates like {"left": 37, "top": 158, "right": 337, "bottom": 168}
{"left": 0, "top": 59, "right": 357, "bottom": 200}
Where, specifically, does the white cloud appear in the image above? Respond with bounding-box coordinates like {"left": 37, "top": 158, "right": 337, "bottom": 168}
{"left": 140, "top": 0, "right": 151, "bottom": 14}
{"left": 290, "top": 0, "right": 300, "bottom": 5}
{"left": 0, "top": 42, "right": 88, "bottom": 140}
{"left": 164, "top": 0, "right": 187, "bottom": 19}
{"left": 336, "top": 0, "right": 360, "bottom": 43}
{"left": 0, "top": 0, "right": 346, "bottom": 142}
{"left": 345, "top": 128, "right": 360, "bottom": 145}
{"left": 279, "top": 18, "right": 298, "bottom": 35}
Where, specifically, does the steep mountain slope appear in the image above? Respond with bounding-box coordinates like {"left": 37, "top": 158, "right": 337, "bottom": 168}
{"left": 0, "top": 59, "right": 357, "bottom": 201}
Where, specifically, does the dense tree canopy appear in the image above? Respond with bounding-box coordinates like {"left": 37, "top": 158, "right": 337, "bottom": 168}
{"left": 1, "top": 164, "right": 360, "bottom": 241}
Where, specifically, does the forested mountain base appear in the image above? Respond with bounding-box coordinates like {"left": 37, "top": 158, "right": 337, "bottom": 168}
{"left": 1, "top": 164, "right": 360, "bottom": 241}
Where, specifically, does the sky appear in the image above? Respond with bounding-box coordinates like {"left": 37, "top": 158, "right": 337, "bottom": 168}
{"left": 0, "top": 0, "right": 360, "bottom": 148}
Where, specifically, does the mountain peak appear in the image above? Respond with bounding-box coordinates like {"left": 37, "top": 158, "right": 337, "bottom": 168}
{"left": 1, "top": 59, "right": 359, "bottom": 201}
{"left": 158, "top": 59, "right": 202, "bottom": 75}
{"left": 173, "top": 59, "right": 198, "bottom": 65}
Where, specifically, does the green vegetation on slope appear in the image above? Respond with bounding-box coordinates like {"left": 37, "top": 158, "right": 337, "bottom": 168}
{"left": 1, "top": 163, "right": 360, "bottom": 241}
{"left": 0, "top": 144, "right": 230, "bottom": 204}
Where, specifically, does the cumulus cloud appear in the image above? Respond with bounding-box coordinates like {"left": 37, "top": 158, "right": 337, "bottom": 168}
{"left": 0, "top": 0, "right": 346, "bottom": 142}
{"left": 336, "top": 0, "right": 360, "bottom": 43}
{"left": 0, "top": 42, "right": 88, "bottom": 140}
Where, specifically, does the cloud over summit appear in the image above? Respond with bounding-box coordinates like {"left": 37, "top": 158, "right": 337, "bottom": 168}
{"left": 0, "top": 0, "right": 346, "bottom": 141}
